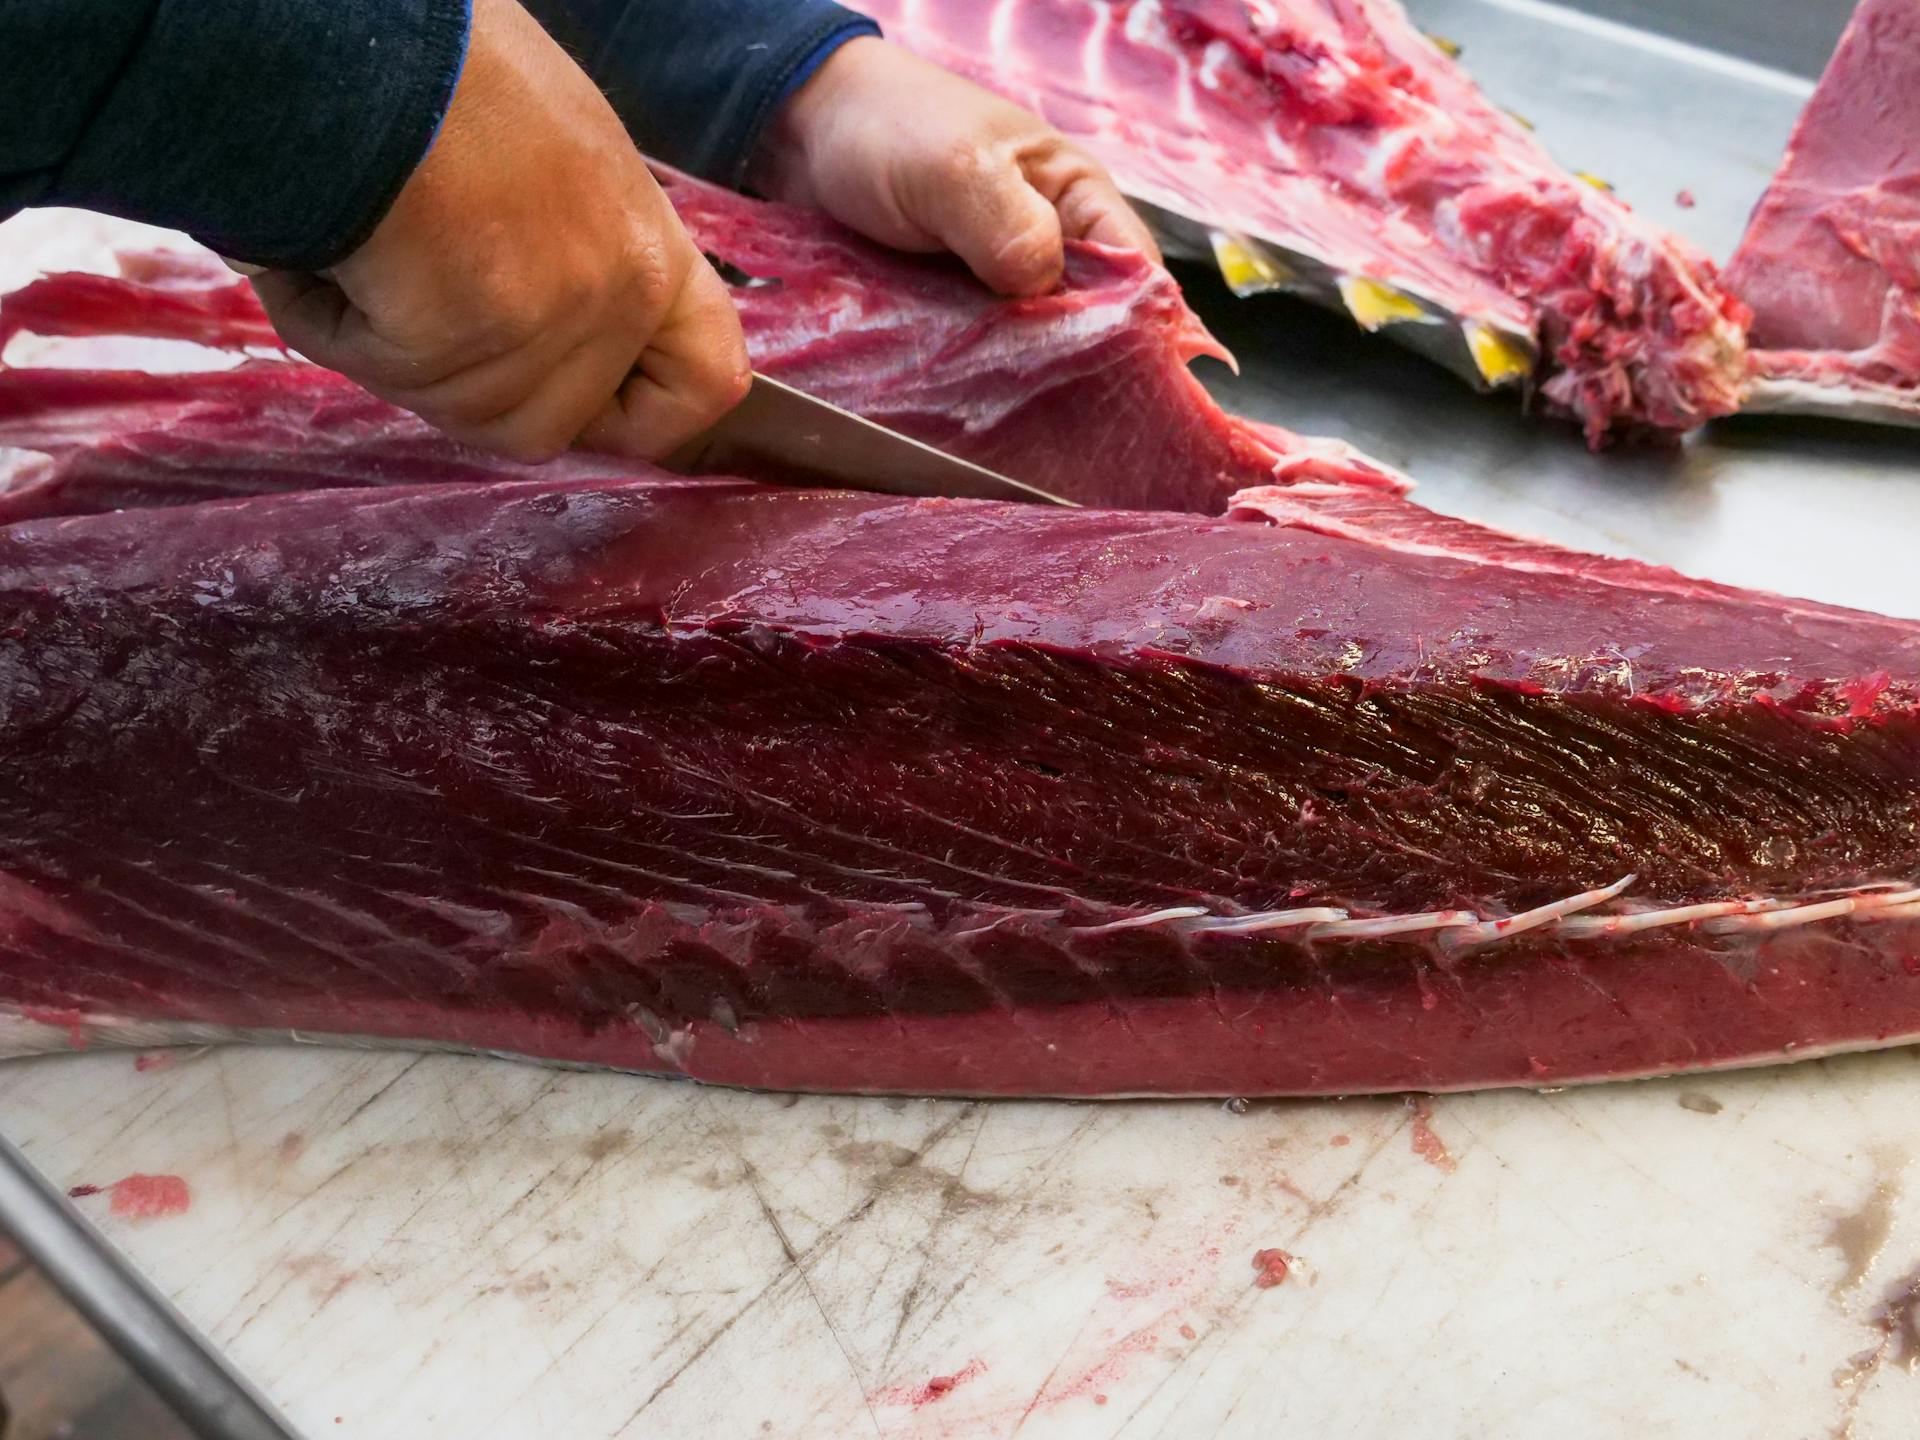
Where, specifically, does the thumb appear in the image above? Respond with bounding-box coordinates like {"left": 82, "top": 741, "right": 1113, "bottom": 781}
{"left": 910, "top": 146, "right": 1066, "bottom": 297}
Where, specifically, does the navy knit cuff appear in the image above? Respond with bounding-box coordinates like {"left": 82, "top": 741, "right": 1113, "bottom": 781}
{"left": 46, "top": 0, "right": 473, "bottom": 271}
{"left": 545, "top": 1, "right": 882, "bottom": 188}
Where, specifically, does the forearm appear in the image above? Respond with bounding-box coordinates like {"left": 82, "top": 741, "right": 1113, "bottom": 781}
{"left": 523, "top": 0, "right": 879, "bottom": 185}
{"left": 0, "top": 0, "right": 470, "bottom": 270}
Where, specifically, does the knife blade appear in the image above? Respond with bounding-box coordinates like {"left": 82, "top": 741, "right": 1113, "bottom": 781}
{"left": 666, "top": 373, "right": 1075, "bottom": 506}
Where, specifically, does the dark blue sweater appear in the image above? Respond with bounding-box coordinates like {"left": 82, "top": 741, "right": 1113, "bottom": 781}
{"left": 0, "top": 0, "right": 879, "bottom": 270}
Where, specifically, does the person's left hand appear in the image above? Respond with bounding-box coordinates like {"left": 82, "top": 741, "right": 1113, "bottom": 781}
{"left": 751, "top": 36, "right": 1161, "bottom": 297}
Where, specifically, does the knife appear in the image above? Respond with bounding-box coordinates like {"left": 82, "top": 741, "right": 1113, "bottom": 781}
{"left": 666, "top": 373, "right": 1076, "bottom": 506}
{"left": 216, "top": 252, "right": 1070, "bottom": 502}
{"left": 0, "top": 1132, "right": 302, "bottom": 1440}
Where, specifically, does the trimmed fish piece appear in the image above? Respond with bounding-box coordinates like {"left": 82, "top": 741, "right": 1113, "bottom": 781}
{"left": 851, "top": 0, "right": 1750, "bottom": 445}
{"left": 1729, "top": 0, "right": 1920, "bottom": 426}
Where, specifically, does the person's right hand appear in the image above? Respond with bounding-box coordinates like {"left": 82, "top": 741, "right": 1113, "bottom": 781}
{"left": 248, "top": 0, "right": 749, "bottom": 464}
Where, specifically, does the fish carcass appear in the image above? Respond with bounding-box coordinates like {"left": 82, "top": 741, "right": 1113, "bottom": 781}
{"left": 2, "top": 184, "right": 1919, "bottom": 1097}
{"left": 850, "top": 0, "right": 1751, "bottom": 445}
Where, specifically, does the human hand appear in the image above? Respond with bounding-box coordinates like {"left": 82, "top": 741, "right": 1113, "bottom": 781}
{"left": 249, "top": 0, "right": 749, "bottom": 463}
{"left": 753, "top": 37, "right": 1161, "bottom": 297}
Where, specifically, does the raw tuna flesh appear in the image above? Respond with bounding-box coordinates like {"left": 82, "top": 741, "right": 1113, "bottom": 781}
{"left": 2, "top": 175, "right": 1918, "bottom": 1095}
{"left": 850, "top": 0, "right": 1750, "bottom": 445}
{"left": 1727, "top": 0, "right": 1920, "bottom": 425}
{"left": 3, "top": 469, "right": 1920, "bottom": 1096}
{"left": 0, "top": 171, "right": 1402, "bottom": 523}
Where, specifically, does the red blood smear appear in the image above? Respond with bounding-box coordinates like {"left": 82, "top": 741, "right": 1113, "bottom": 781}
{"left": 1252, "top": 1248, "right": 1292, "bottom": 1288}
{"left": 134, "top": 1052, "right": 177, "bottom": 1072}
{"left": 67, "top": 1183, "right": 101, "bottom": 1199}
{"left": 21, "top": 1007, "right": 89, "bottom": 1050}
{"left": 874, "top": 1358, "right": 986, "bottom": 1407}
{"left": 1094, "top": 1394, "right": 1109, "bottom": 1406}
{"left": 1179, "top": 1323, "right": 1198, "bottom": 1341}
{"left": 1330, "top": 1134, "right": 1352, "bottom": 1147}
{"left": 1407, "top": 1096, "right": 1458, "bottom": 1173}
{"left": 1677, "top": 189, "right": 1697, "bottom": 209}
{"left": 108, "top": 1173, "right": 192, "bottom": 1219}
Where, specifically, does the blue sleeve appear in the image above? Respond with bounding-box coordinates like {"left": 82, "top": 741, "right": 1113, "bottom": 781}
{"left": 0, "top": 0, "right": 471, "bottom": 271}
{"left": 525, "top": 0, "right": 882, "bottom": 186}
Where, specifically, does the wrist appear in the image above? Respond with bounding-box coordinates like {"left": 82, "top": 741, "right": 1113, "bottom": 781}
{"left": 749, "top": 33, "right": 886, "bottom": 202}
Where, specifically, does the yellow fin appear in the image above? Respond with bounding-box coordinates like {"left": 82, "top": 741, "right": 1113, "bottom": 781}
{"left": 1424, "top": 31, "right": 1462, "bottom": 58}
{"left": 1338, "top": 276, "right": 1426, "bottom": 331}
{"left": 1465, "top": 321, "right": 1534, "bottom": 387}
{"left": 1574, "top": 171, "right": 1615, "bottom": 192}
{"left": 1210, "top": 233, "right": 1292, "bottom": 294}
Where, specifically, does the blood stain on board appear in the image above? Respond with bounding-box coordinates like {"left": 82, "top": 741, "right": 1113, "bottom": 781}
{"left": 1677, "top": 1091, "right": 1722, "bottom": 1115}
{"left": 1676, "top": 189, "right": 1697, "bottom": 209}
{"left": 1826, "top": 1173, "right": 1900, "bottom": 1297}
{"left": 67, "top": 1173, "right": 192, "bottom": 1218}
{"left": 1329, "top": 1134, "right": 1351, "bottom": 1147}
{"left": 1179, "top": 1324, "right": 1198, "bottom": 1341}
{"left": 871, "top": 1358, "right": 986, "bottom": 1407}
{"left": 583, "top": 1128, "right": 634, "bottom": 1164}
{"left": 1252, "top": 1248, "right": 1292, "bottom": 1288}
{"left": 111, "top": 1174, "right": 192, "bottom": 1219}
{"left": 1406, "top": 1096, "right": 1457, "bottom": 1173}
{"left": 1041, "top": 1328, "right": 1160, "bottom": 1407}
{"left": 134, "top": 1052, "right": 177, "bottom": 1073}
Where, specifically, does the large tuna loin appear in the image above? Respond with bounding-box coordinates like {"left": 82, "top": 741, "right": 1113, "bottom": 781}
{"left": 1727, "top": 0, "right": 1920, "bottom": 426}
{"left": 852, "top": 0, "right": 1749, "bottom": 445}
{"left": 4, "top": 474, "right": 1920, "bottom": 1096}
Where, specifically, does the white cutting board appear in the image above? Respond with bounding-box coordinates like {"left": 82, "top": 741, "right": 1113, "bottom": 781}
{"left": 5, "top": 67, "right": 1920, "bottom": 1432}
{"left": 2, "top": 1047, "right": 1917, "bottom": 1438}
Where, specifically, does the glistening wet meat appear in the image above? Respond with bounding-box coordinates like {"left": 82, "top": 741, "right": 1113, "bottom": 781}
{"left": 1, "top": 164, "right": 1916, "bottom": 1094}
{"left": 3, "top": 474, "right": 1919, "bottom": 1095}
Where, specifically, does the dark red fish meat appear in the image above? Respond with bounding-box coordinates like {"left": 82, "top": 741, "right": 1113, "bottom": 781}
{"left": 3, "top": 467, "right": 1919, "bottom": 1094}
{"left": 2, "top": 171, "right": 1917, "bottom": 1095}
{"left": 1727, "top": 0, "right": 1920, "bottom": 424}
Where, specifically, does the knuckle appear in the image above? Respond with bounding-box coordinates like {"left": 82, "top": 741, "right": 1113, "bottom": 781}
{"left": 463, "top": 263, "right": 552, "bottom": 353}
{"left": 936, "top": 136, "right": 995, "bottom": 188}
{"left": 469, "top": 302, "right": 545, "bottom": 356}
{"left": 705, "top": 353, "right": 753, "bottom": 412}
{"left": 615, "top": 232, "right": 678, "bottom": 316}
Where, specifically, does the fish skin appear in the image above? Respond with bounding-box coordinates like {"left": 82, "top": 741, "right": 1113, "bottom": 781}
{"left": 2, "top": 474, "right": 1919, "bottom": 1096}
